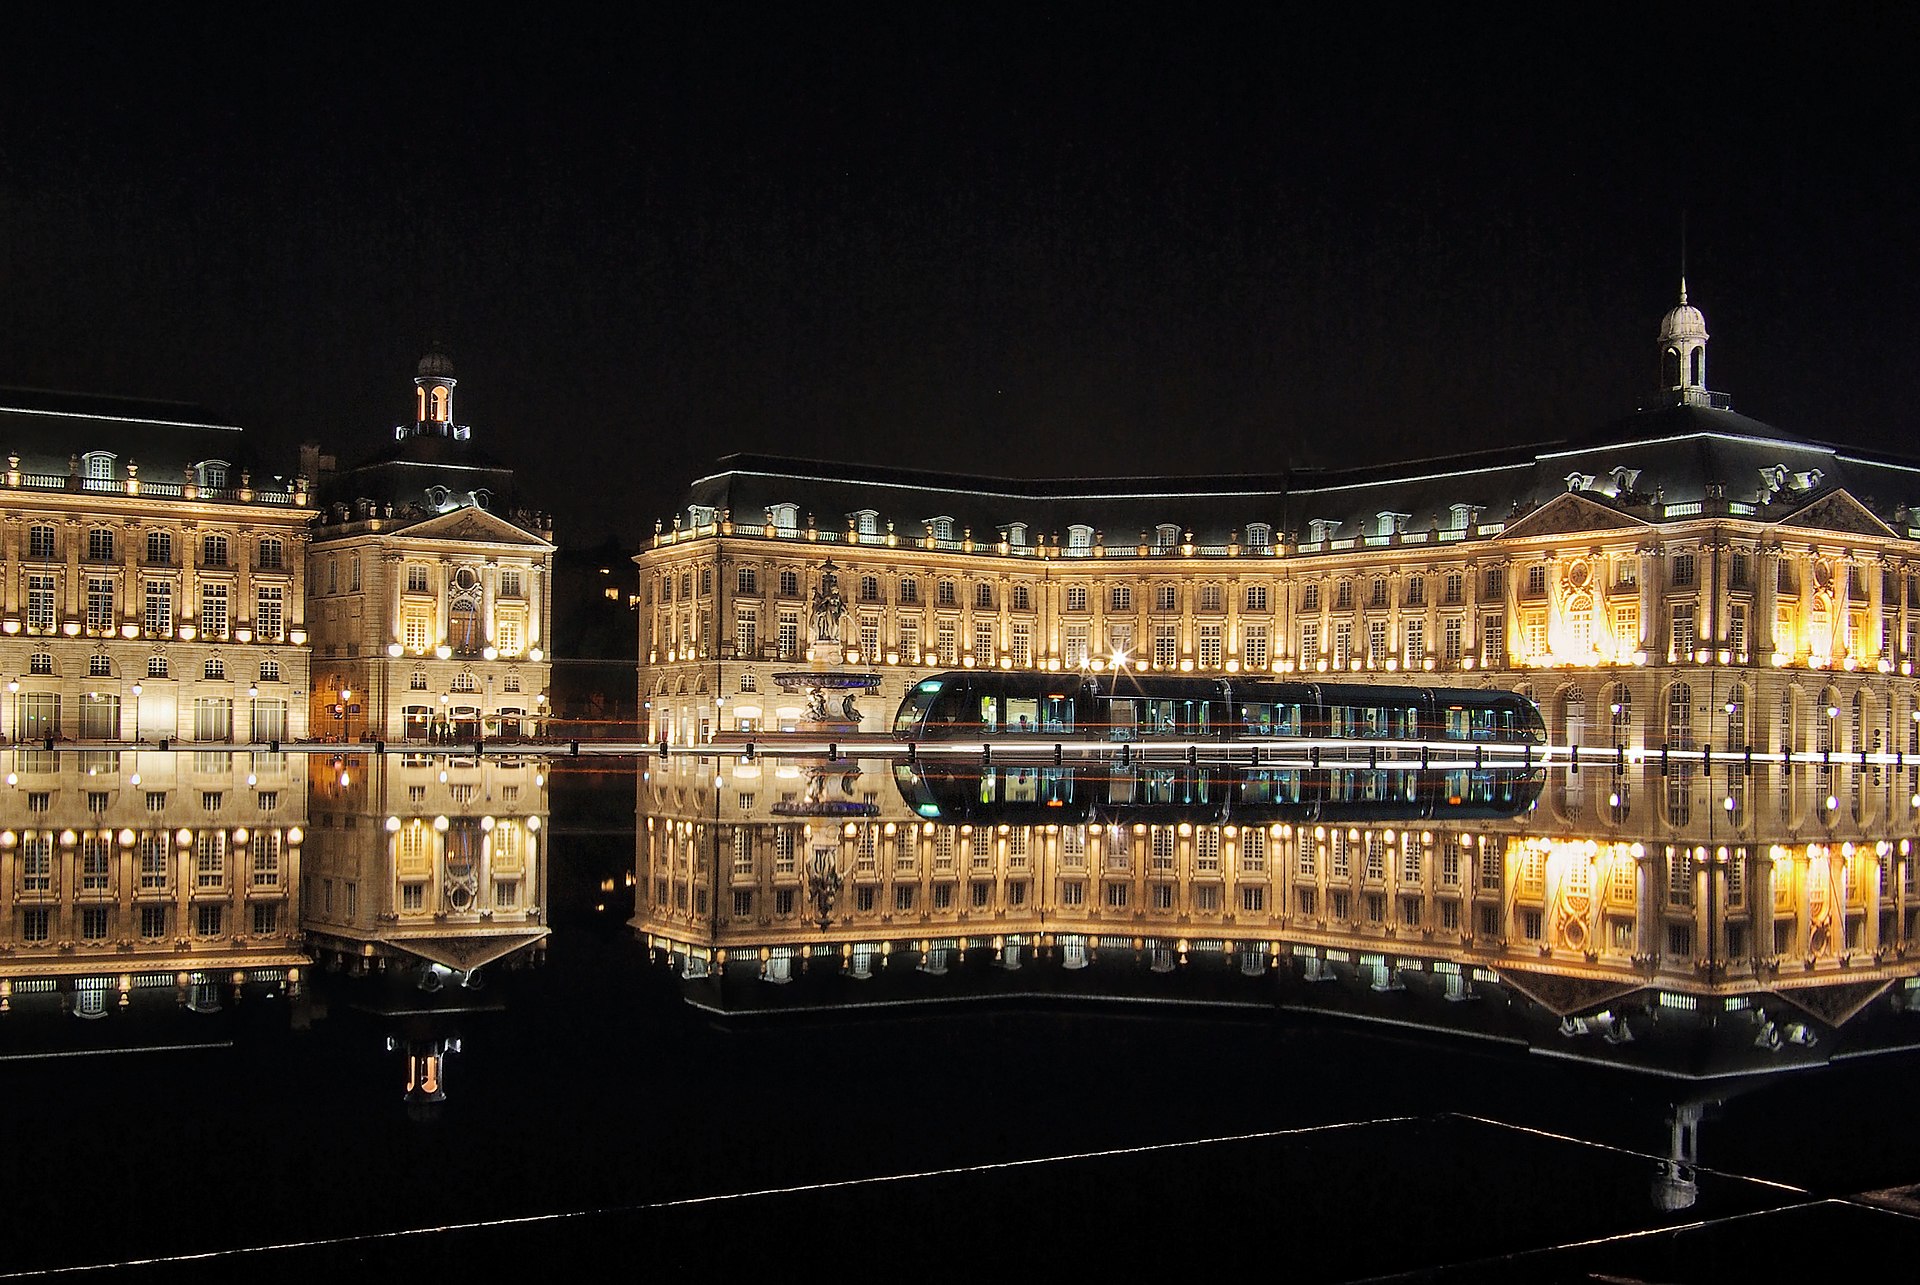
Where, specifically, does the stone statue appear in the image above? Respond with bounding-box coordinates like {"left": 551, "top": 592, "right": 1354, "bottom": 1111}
{"left": 809, "top": 560, "right": 847, "bottom": 643}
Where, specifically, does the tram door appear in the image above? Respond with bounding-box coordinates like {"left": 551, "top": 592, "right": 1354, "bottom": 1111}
{"left": 1109, "top": 700, "right": 1139, "bottom": 740}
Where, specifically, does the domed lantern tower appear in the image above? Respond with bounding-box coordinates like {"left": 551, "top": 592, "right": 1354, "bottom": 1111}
{"left": 1657, "top": 281, "right": 1712, "bottom": 406}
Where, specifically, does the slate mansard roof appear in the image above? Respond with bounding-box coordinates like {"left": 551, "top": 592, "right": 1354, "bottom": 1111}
{"left": 666, "top": 401, "right": 1920, "bottom": 550}
{"left": 0, "top": 386, "right": 293, "bottom": 485}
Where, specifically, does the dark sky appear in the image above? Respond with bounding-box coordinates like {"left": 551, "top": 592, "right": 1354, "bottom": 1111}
{"left": 3, "top": 6, "right": 1917, "bottom": 545}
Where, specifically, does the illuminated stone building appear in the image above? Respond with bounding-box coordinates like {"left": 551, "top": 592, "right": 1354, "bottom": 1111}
{"left": 0, "top": 389, "right": 313, "bottom": 1007}
{"left": 299, "top": 353, "right": 556, "bottom": 979}
{"left": 634, "top": 751, "right": 1920, "bottom": 1067}
{"left": 636, "top": 286, "right": 1920, "bottom": 773}
{"left": 0, "top": 389, "right": 314, "bottom": 747}
{"left": 305, "top": 352, "right": 555, "bottom": 747}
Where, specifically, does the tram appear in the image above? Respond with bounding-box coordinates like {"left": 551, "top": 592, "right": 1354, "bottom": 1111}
{"left": 891, "top": 759, "right": 1545, "bottom": 825}
{"left": 891, "top": 670, "right": 1547, "bottom": 746}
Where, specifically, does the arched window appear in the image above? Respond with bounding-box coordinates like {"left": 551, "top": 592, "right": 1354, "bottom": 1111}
{"left": 1724, "top": 683, "right": 1748, "bottom": 752}
{"left": 82, "top": 452, "right": 115, "bottom": 485}
{"left": 1663, "top": 347, "right": 1681, "bottom": 388}
{"left": 1667, "top": 682, "right": 1694, "bottom": 750}
{"left": 770, "top": 504, "right": 799, "bottom": 531}
{"left": 1564, "top": 591, "right": 1593, "bottom": 657}
{"left": 1561, "top": 688, "right": 1586, "bottom": 747}
{"left": 430, "top": 386, "right": 450, "bottom": 421}
{"left": 1067, "top": 525, "right": 1094, "bottom": 553}
{"left": 416, "top": 387, "right": 427, "bottom": 420}
{"left": 1245, "top": 523, "right": 1271, "bottom": 550}
{"left": 1689, "top": 347, "right": 1703, "bottom": 386}
{"left": 198, "top": 460, "right": 228, "bottom": 490}
{"left": 1817, "top": 686, "right": 1838, "bottom": 754}
{"left": 1155, "top": 524, "right": 1181, "bottom": 548}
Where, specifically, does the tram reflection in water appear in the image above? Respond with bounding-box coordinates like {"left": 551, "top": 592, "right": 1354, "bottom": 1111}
{"left": 892, "top": 669, "right": 1548, "bottom": 745}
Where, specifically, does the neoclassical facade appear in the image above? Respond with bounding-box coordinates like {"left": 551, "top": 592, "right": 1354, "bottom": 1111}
{"left": 306, "top": 353, "right": 556, "bottom": 745}
{"left": 637, "top": 290, "right": 1920, "bottom": 768}
{"left": 0, "top": 389, "right": 314, "bottom": 996}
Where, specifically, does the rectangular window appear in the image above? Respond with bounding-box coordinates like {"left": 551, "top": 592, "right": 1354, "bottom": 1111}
{"left": 1065, "top": 624, "right": 1090, "bottom": 668}
{"left": 1153, "top": 624, "right": 1178, "bottom": 668}
{"left": 1198, "top": 624, "right": 1222, "bottom": 669}
{"left": 1244, "top": 624, "right": 1268, "bottom": 671}
{"left": 1670, "top": 604, "right": 1696, "bottom": 657}
{"left": 144, "top": 580, "right": 173, "bottom": 636}
{"left": 1246, "top": 584, "right": 1268, "bottom": 612}
{"left": 256, "top": 586, "right": 284, "bottom": 642}
{"left": 1403, "top": 618, "right": 1424, "bottom": 667}
{"left": 200, "top": 582, "right": 230, "bottom": 640}
{"left": 1481, "top": 615, "right": 1505, "bottom": 667}
{"left": 974, "top": 621, "right": 995, "bottom": 665}
{"left": 1670, "top": 553, "right": 1697, "bottom": 586}
{"left": 87, "top": 577, "right": 116, "bottom": 633}
{"left": 1009, "top": 623, "right": 1031, "bottom": 668}
{"left": 1444, "top": 617, "right": 1463, "bottom": 662}
{"left": 26, "top": 574, "right": 56, "bottom": 633}
{"left": 1332, "top": 622, "right": 1351, "bottom": 668}
{"left": 1301, "top": 621, "right": 1320, "bottom": 663}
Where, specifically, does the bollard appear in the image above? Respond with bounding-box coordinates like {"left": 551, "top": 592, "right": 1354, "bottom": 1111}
{"left": 572, "top": 739, "right": 582, "bottom": 757}
{"left": 1053, "top": 743, "right": 1063, "bottom": 765}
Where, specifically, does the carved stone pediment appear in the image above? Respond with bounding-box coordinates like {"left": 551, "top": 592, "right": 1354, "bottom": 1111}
{"left": 1497, "top": 492, "right": 1650, "bottom": 542}
{"left": 1773, "top": 489, "right": 1899, "bottom": 539}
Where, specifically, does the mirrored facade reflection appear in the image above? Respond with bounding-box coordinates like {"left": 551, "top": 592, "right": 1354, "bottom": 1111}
{"left": 0, "top": 747, "right": 547, "bottom": 1038}
{"left": 0, "top": 747, "right": 308, "bottom": 1018}
{"left": 636, "top": 753, "right": 1920, "bottom": 1076}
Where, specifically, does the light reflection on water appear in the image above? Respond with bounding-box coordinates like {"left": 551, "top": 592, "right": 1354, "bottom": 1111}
{"left": 4, "top": 750, "right": 1920, "bottom": 1271}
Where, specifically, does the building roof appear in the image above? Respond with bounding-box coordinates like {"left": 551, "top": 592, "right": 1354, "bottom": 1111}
{"left": 663, "top": 402, "right": 1920, "bottom": 550}
{"left": 0, "top": 386, "right": 286, "bottom": 481}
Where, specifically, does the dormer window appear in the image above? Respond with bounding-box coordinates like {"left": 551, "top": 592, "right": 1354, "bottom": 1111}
{"left": 1793, "top": 469, "right": 1825, "bottom": 491}
{"left": 1245, "top": 523, "right": 1271, "bottom": 550}
{"left": 1067, "top": 524, "right": 1094, "bottom": 552}
{"left": 1610, "top": 467, "right": 1642, "bottom": 494}
{"left": 769, "top": 503, "right": 799, "bottom": 531}
{"left": 471, "top": 488, "right": 492, "bottom": 510}
{"left": 197, "top": 461, "right": 229, "bottom": 490}
{"left": 1447, "top": 503, "right": 1479, "bottom": 531}
{"left": 1154, "top": 524, "right": 1181, "bottom": 548}
{"left": 81, "top": 452, "right": 115, "bottom": 486}
{"left": 1564, "top": 472, "right": 1596, "bottom": 493}
{"left": 849, "top": 509, "right": 879, "bottom": 536}
{"left": 1376, "top": 512, "right": 1409, "bottom": 537}
{"left": 1004, "top": 522, "right": 1028, "bottom": 547}
{"left": 1307, "top": 519, "right": 1338, "bottom": 543}
{"left": 690, "top": 505, "right": 716, "bottom": 528}
{"left": 926, "top": 516, "right": 954, "bottom": 542}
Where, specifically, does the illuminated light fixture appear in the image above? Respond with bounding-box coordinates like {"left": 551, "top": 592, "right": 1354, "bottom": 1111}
{"left": 962, "top": 655, "right": 976, "bottom": 668}
{"left": 175, "top": 828, "right": 193, "bottom": 845}
{"left": 1422, "top": 657, "right": 1435, "bottom": 671}
{"left": 1179, "top": 659, "right": 1194, "bottom": 673}
{"left": 528, "top": 648, "right": 543, "bottom": 662}
{"left": 289, "top": 630, "right": 306, "bottom": 645}
{"left": 1772, "top": 651, "right": 1789, "bottom": 667}
{"left": 287, "top": 826, "right": 303, "bottom": 845}
{"left": 117, "top": 828, "right": 136, "bottom": 846}
{"left": 178, "top": 625, "right": 196, "bottom": 641}
{"left": 1718, "top": 649, "right": 1732, "bottom": 664}
{"left": 885, "top": 651, "right": 898, "bottom": 665}
{"left": 526, "top": 816, "right": 540, "bottom": 831}
{"left": 1316, "top": 659, "right": 1329, "bottom": 673}
{"left": 0, "top": 620, "right": 16, "bottom": 634}
{"left": 129, "top": 773, "right": 141, "bottom": 786}
{"left": 1724, "top": 796, "right": 1736, "bottom": 812}
{"left": 386, "top": 816, "right": 401, "bottom": 832}
{"left": 339, "top": 771, "right": 351, "bottom": 787}
{"left": 131, "top": 682, "right": 142, "bottom": 696}
{"left": 1000, "top": 657, "right": 1013, "bottom": 670}
{"left": 58, "top": 829, "right": 76, "bottom": 846}
{"left": 61, "top": 621, "right": 80, "bottom": 636}
{"left": 121, "top": 624, "right": 139, "bottom": 639}
{"left": 0, "top": 831, "right": 12, "bottom": 848}
{"left": 387, "top": 643, "right": 404, "bottom": 658}
{"left": 247, "top": 686, "right": 258, "bottom": 698}
{"left": 436, "top": 645, "right": 453, "bottom": 660}
{"left": 433, "top": 815, "right": 450, "bottom": 832}
{"left": 340, "top": 689, "right": 352, "bottom": 702}
{"left": 5, "top": 681, "right": 15, "bottom": 694}
{"left": 481, "top": 816, "right": 496, "bottom": 832}
{"left": 233, "top": 827, "right": 250, "bottom": 844}
{"left": 1826, "top": 795, "right": 1838, "bottom": 811}
{"left": 246, "top": 773, "right": 257, "bottom": 786}
{"left": 1632, "top": 651, "right": 1648, "bottom": 666}
{"left": 483, "top": 646, "right": 499, "bottom": 661}
{"left": 234, "top": 628, "right": 252, "bottom": 643}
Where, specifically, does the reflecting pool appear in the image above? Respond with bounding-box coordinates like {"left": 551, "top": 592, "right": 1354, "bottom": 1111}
{"left": 7, "top": 750, "right": 1920, "bottom": 1278}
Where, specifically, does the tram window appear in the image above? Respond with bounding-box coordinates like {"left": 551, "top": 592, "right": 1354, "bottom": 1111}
{"left": 979, "top": 768, "right": 997, "bottom": 804}
{"left": 978, "top": 697, "right": 999, "bottom": 731}
{"left": 1006, "top": 768, "right": 1039, "bottom": 802}
{"left": 1004, "top": 697, "right": 1041, "bottom": 732}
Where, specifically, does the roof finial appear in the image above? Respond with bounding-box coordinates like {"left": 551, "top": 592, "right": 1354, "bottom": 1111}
{"left": 1679, "top": 210, "right": 1688, "bottom": 305}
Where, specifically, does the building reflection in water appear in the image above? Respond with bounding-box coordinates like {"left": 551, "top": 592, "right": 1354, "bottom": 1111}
{"left": 0, "top": 746, "right": 549, "bottom": 1114}
{"left": 635, "top": 752, "right": 1920, "bottom": 1084}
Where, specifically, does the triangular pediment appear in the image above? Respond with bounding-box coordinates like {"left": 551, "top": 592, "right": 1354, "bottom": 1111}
{"left": 1494, "top": 967, "right": 1647, "bottom": 1018}
{"left": 1767, "top": 976, "right": 1892, "bottom": 1029}
{"left": 1773, "top": 488, "right": 1899, "bottom": 539}
{"left": 398, "top": 505, "right": 555, "bottom": 549}
{"left": 1497, "top": 492, "right": 1650, "bottom": 542}
{"left": 382, "top": 928, "right": 551, "bottom": 971}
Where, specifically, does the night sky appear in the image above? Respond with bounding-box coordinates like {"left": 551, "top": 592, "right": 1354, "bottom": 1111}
{"left": 3, "top": 6, "right": 1917, "bottom": 545}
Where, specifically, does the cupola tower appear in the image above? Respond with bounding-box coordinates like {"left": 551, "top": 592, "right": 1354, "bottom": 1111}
{"left": 1657, "top": 280, "right": 1711, "bottom": 406}
{"left": 412, "top": 348, "right": 458, "bottom": 436}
